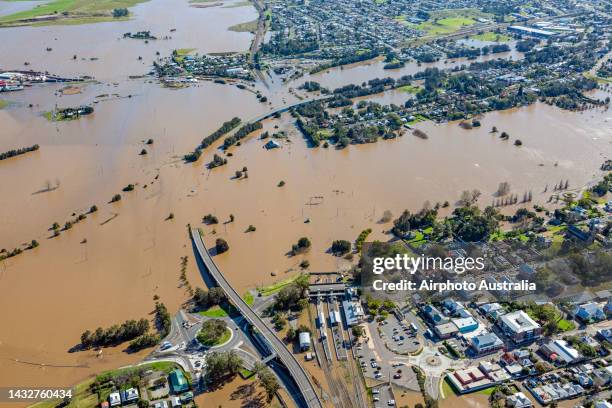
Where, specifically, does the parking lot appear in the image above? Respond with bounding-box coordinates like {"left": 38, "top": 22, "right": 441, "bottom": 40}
{"left": 354, "top": 325, "right": 418, "bottom": 390}
{"left": 371, "top": 385, "right": 396, "bottom": 408}
{"left": 378, "top": 316, "right": 421, "bottom": 355}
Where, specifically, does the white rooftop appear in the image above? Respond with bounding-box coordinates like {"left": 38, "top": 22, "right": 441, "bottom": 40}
{"left": 501, "top": 310, "right": 540, "bottom": 333}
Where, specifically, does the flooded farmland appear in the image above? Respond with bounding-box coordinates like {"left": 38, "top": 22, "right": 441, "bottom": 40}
{"left": 0, "top": 0, "right": 611, "bottom": 397}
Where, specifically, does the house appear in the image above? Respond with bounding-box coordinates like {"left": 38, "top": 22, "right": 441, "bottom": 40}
{"left": 507, "top": 392, "right": 532, "bottom": 408}
{"left": 442, "top": 299, "right": 465, "bottom": 315}
{"left": 121, "top": 388, "right": 139, "bottom": 404}
{"left": 108, "top": 392, "right": 121, "bottom": 407}
{"left": 422, "top": 305, "right": 449, "bottom": 325}
{"left": 518, "top": 264, "right": 536, "bottom": 278}
{"left": 480, "top": 303, "right": 505, "bottom": 319}
{"left": 264, "top": 140, "right": 280, "bottom": 149}
{"left": 574, "top": 302, "right": 606, "bottom": 323}
{"left": 169, "top": 369, "right": 190, "bottom": 393}
{"left": 180, "top": 392, "right": 194, "bottom": 403}
{"left": 499, "top": 311, "right": 542, "bottom": 343}
{"left": 452, "top": 317, "right": 479, "bottom": 333}
{"left": 595, "top": 401, "right": 612, "bottom": 408}
{"left": 170, "top": 397, "right": 181, "bottom": 408}
{"left": 597, "top": 328, "right": 612, "bottom": 343}
{"left": 299, "top": 332, "right": 311, "bottom": 351}
{"left": 471, "top": 332, "right": 504, "bottom": 355}
{"left": 152, "top": 402, "right": 168, "bottom": 408}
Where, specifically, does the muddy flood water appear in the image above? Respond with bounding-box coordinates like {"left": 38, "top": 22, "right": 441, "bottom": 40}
{"left": 1, "top": 0, "right": 612, "bottom": 398}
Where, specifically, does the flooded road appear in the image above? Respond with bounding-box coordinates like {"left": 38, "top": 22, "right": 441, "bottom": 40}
{"left": 0, "top": 0, "right": 611, "bottom": 395}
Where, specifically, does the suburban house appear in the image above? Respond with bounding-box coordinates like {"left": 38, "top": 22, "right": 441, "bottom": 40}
{"left": 169, "top": 369, "right": 190, "bottom": 394}
{"left": 574, "top": 302, "right": 607, "bottom": 323}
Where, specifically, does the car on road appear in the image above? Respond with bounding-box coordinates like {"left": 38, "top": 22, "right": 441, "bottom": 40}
{"left": 372, "top": 389, "right": 380, "bottom": 395}
{"left": 388, "top": 400, "right": 396, "bottom": 406}
{"left": 373, "top": 397, "right": 380, "bottom": 402}
{"left": 160, "top": 341, "right": 172, "bottom": 350}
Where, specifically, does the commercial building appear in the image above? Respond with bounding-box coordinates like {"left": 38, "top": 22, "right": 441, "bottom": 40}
{"left": 434, "top": 322, "right": 459, "bottom": 339}
{"left": 499, "top": 311, "right": 542, "bottom": 344}
{"left": 508, "top": 25, "right": 555, "bottom": 38}
{"left": 447, "top": 366, "right": 493, "bottom": 394}
{"left": 471, "top": 332, "right": 504, "bottom": 355}
{"left": 539, "top": 339, "right": 581, "bottom": 365}
{"left": 342, "top": 300, "right": 364, "bottom": 326}
{"left": 452, "top": 317, "right": 479, "bottom": 333}
{"left": 299, "top": 331, "right": 311, "bottom": 351}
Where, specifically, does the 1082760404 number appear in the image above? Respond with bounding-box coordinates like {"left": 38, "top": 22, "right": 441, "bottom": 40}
{"left": 1, "top": 388, "right": 73, "bottom": 401}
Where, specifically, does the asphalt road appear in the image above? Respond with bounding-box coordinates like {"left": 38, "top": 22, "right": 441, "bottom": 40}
{"left": 190, "top": 228, "right": 323, "bottom": 408}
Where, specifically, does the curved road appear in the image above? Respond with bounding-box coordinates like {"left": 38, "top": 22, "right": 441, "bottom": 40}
{"left": 190, "top": 228, "right": 323, "bottom": 408}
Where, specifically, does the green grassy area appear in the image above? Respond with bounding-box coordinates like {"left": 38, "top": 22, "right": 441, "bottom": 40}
{"left": 316, "top": 129, "right": 333, "bottom": 139}
{"left": 470, "top": 32, "right": 511, "bottom": 42}
{"left": 407, "top": 114, "right": 427, "bottom": 125}
{"left": 228, "top": 18, "right": 258, "bottom": 33}
{"left": 477, "top": 386, "right": 497, "bottom": 395}
{"left": 243, "top": 291, "right": 254, "bottom": 306}
{"left": 399, "top": 8, "right": 489, "bottom": 37}
{"left": 0, "top": 0, "right": 148, "bottom": 26}
{"left": 557, "top": 319, "right": 576, "bottom": 331}
{"left": 397, "top": 84, "right": 420, "bottom": 94}
{"left": 257, "top": 274, "right": 304, "bottom": 297}
{"left": 0, "top": 100, "right": 8, "bottom": 110}
{"left": 214, "top": 327, "right": 232, "bottom": 345}
{"left": 442, "top": 378, "right": 457, "bottom": 398}
{"left": 198, "top": 305, "right": 229, "bottom": 318}
{"left": 175, "top": 48, "right": 196, "bottom": 56}
{"left": 239, "top": 368, "right": 254, "bottom": 378}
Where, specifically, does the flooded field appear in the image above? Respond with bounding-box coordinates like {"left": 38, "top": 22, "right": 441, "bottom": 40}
{"left": 0, "top": 0, "right": 611, "bottom": 396}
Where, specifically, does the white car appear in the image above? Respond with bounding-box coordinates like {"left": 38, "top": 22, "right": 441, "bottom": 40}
{"left": 373, "top": 397, "right": 380, "bottom": 402}
{"left": 388, "top": 400, "right": 396, "bottom": 406}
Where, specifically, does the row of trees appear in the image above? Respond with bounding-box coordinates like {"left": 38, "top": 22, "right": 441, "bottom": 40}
{"left": 184, "top": 117, "right": 241, "bottom": 162}
{"left": 223, "top": 122, "right": 263, "bottom": 148}
{"left": 80, "top": 319, "right": 149, "bottom": 349}
{"left": 0, "top": 144, "right": 39, "bottom": 161}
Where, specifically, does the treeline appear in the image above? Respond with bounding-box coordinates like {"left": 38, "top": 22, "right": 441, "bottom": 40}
{"left": 0, "top": 144, "right": 39, "bottom": 161}
{"left": 193, "top": 287, "right": 226, "bottom": 310}
{"left": 446, "top": 44, "right": 510, "bottom": 59}
{"left": 222, "top": 121, "right": 263, "bottom": 148}
{"left": 155, "top": 301, "right": 171, "bottom": 338}
{"left": 204, "top": 350, "right": 242, "bottom": 385}
{"left": 184, "top": 117, "right": 241, "bottom": 162}
{"left": 80, "top": 319, "right": 150, "bottom": 349}
{"left": 310, "top": 49, "right": 381, "bottom": 74}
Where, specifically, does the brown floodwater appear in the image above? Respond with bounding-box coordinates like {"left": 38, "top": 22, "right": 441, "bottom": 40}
{"left": 0, "top": 0, "right": 611, "bottom": 398}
